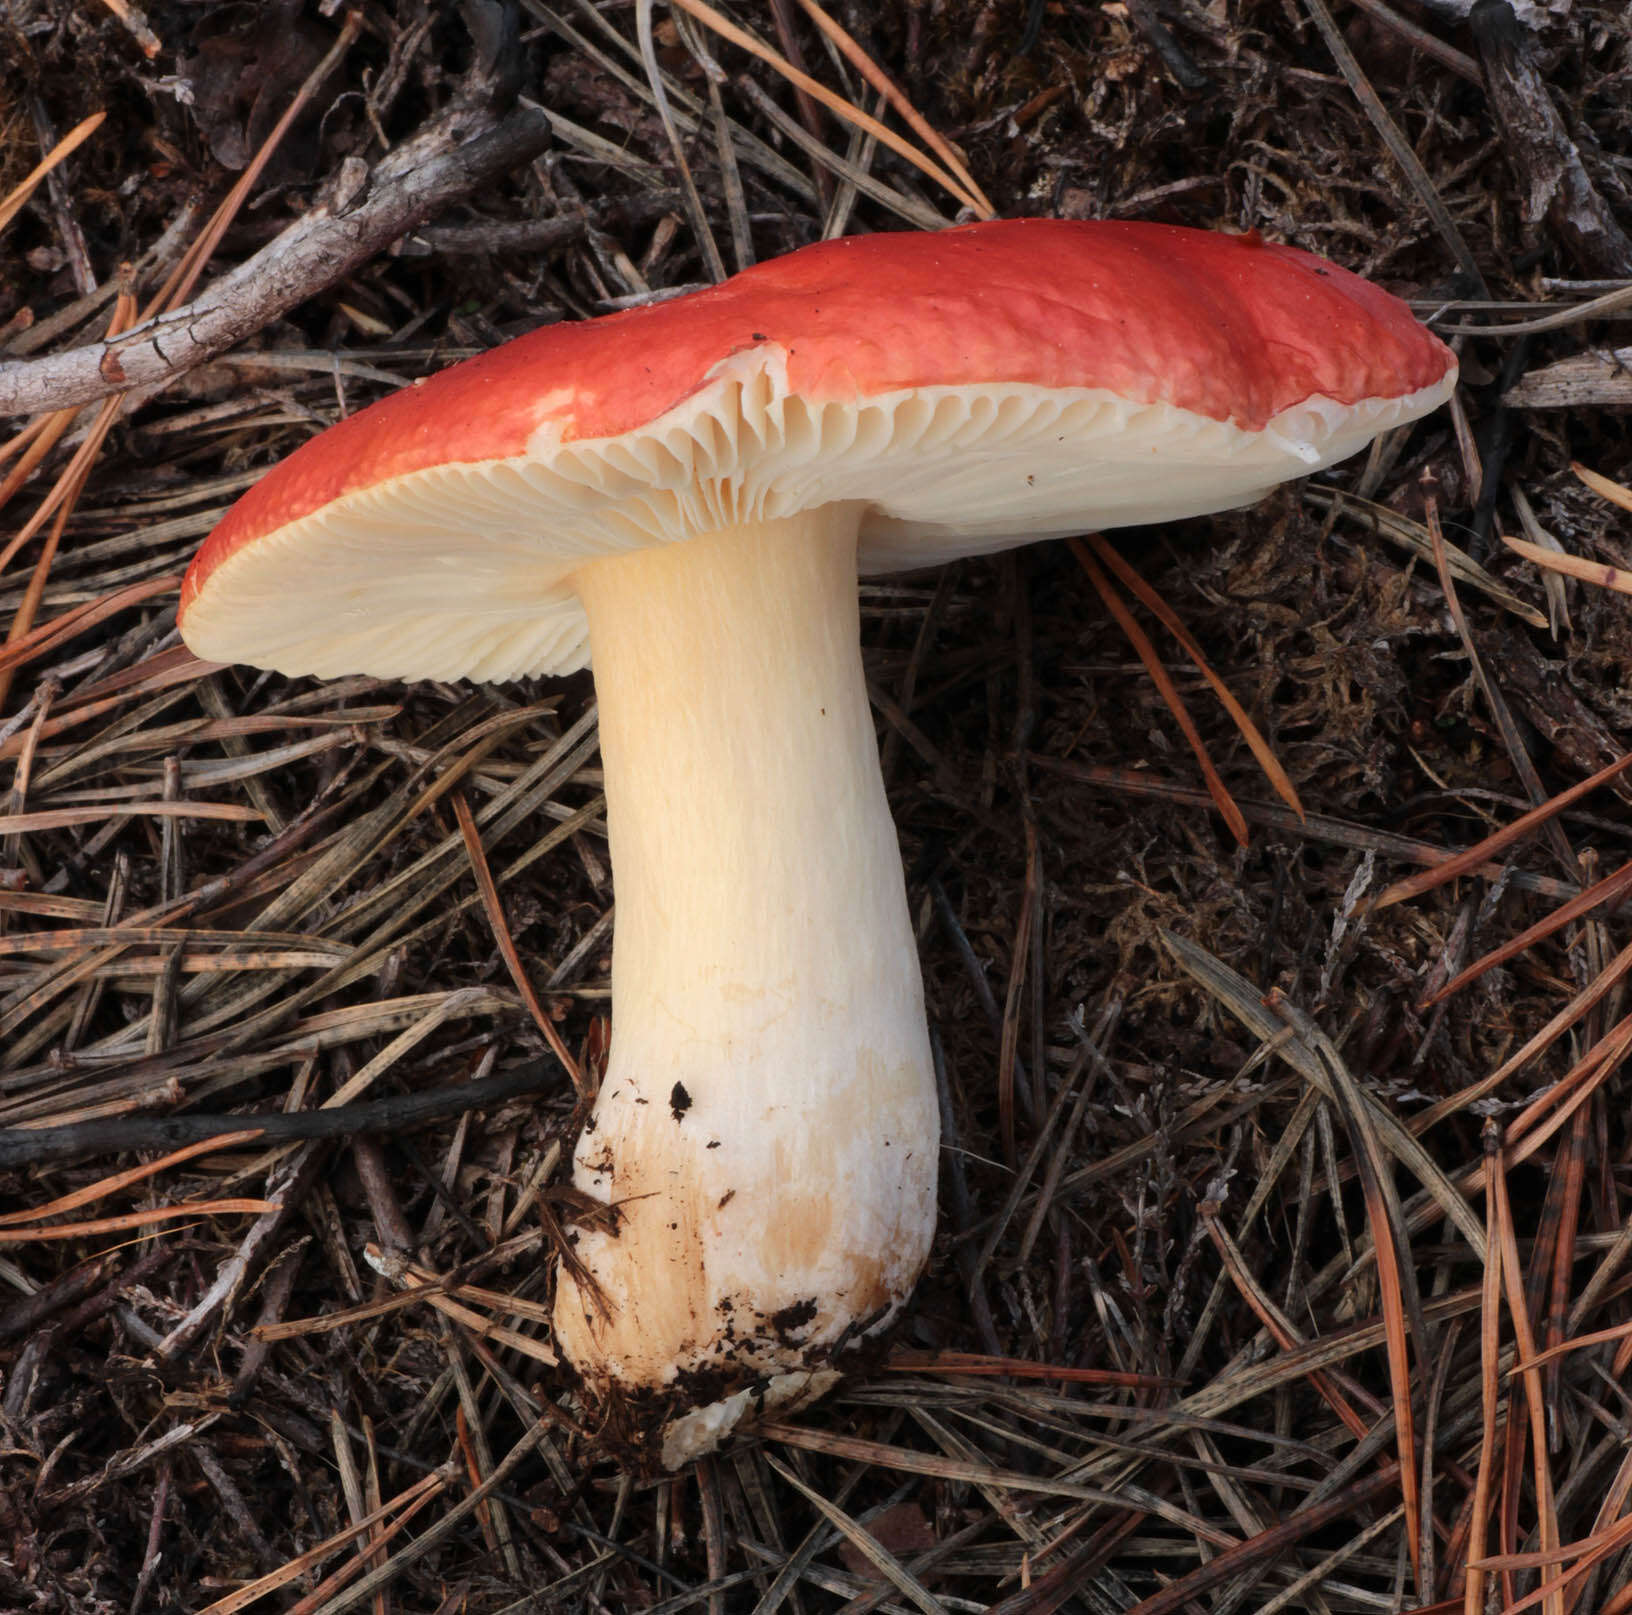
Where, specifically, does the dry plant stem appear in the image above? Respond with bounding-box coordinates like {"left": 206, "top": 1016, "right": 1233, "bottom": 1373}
{"left": 553, "top": 508, "right": 937, "bottom": 1413}
{"left": 0, "top": 103, "right": 553, "bottom": 419}
{"left": 1342, "top": 0, "right": 1480, "bottom": 83}
{"left": 1503, "top": 343, "right": 1632, "bottom": 410}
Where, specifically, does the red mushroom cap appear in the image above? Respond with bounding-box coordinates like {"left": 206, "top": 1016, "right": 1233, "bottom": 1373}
{"left": 180, "top": 219, "right": 1455, "bottom": 682}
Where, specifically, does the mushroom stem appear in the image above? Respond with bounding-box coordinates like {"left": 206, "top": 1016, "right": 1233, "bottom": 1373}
{"left": 554, "top": 505, "right": 938, "bottom": 1435}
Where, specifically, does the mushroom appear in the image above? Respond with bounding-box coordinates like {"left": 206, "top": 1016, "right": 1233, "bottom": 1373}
{"left": 179, "top": 218, "right": 1456, "bottom": 1463}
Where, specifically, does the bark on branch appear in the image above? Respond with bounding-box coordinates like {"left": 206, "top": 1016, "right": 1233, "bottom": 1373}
{"left": 1471, "top": 0, "right": 1632, "bottom": 279}
{"left": 0, "top": 100, "right": 554, "bottom": 420}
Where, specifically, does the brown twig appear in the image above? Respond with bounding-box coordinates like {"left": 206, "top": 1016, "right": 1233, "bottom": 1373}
{"left": 0, "top": 101, "right": 552, "bottom": 418}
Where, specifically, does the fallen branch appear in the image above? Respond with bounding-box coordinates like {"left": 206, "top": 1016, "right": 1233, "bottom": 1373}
{"left": 1472, "top": 0, "right": 1632, "bottom": 278}
{"left": 0, "top": 99, "right": 553, "bottom": 419}
{"left": 1503, "top": 345, "right": 1632, "bottom": 410}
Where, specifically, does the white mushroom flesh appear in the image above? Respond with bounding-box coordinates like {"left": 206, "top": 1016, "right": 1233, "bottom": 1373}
{"left": 552, "top": 504, "right": 939, "bottom": 1404}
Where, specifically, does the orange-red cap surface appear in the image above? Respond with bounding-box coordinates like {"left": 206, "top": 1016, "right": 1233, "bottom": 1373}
{"left": 182, "top": 218, "right": 1453, "bottom": 618}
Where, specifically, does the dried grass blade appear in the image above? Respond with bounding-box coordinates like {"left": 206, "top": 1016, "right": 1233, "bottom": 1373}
{"left": 319, "top": 991, "right": 486, "bottom": 1111}
{"left": 677, "top": 16, "right": 753, "bottom": 272}
{"left": 253, "top": 1283, "right": 450, "bottom": 1341}
{"left": 0, "top": 411, "right": 53, "bottom": 473}
{"left": 0, "top": 1199, "right": 275, "bottom": 1243}
{"left": 1299, "top": 0, "right": 1484, "bottom": 289}
{"left": 767, "top": 0, "right": 832, "bottom": 194}
{"left": 1121, "top": 1462, "right": 1401, "bottom": 1615}
{"left": 765, "top": 1421, "right": 1234, "bottom": 1541}
{"left": 1504, "top": 532, "right": 1632, "bottom": 598}
{"left": 0, "top": 574, "right": 183, "bottom": 680}
{"left": 301, "top": 1421, "right": 552, "bottom": 1615}
{"left": 0, "top": 112, "right": 106, "bottom": 235}
{"left": 451, "top": 788, "right": 587, "bottom": 1100}
{"left": 1511, "top": 484, "right": 1571, "bottom": 634}
{"left": 97, "top": 0, "right": 162, "bottom": 58}
{"left": 1254, "top": 1505, "right": 1408, "bottom": 1615}
{"left": 761, "top": 1454, "right": 944, "bottom": 1615}
{"left": 789, "top": 0, "right": 995, "bottom": 216}
{"left": 0, "top": 282, "right": 139, "bottom": 703}
{"left": 975, "top": 1022, "right": 1079, "bottom": 1263}
{"left": 141, "top": 14, "right": 363, "bottom": 322}
{"left": 1541, "top": 1106, "right": 1588, "bottom": 1444}
{"left": 995, "top": 819, "right": 1036, "bottom": 1165}
{"left": 1430, "top": 500, "right": 1577, "bottom": 880}
{"left": 0, "top": 1128, "right": 261, "bottom": 1226}
{"left": 1422, "top": 856, "right": 1632, "bottom": 1007}
{"left": 1368, "top": 748, "right": 1632, "bottom": 913}
{"left": 362, "top": 1245, "right": 557, "bottom": 1365}
{"left": 1490, "top": 1129, "right": 1565, "bottom": 1615}
{"left": 1512, "top": 1314, "right": 1632, "bottom": 1373}
{"left": 1504, "top": 1012, "right": 1632, "bottom": 1157}
{"left": 734, "top": 76, "right": 949, "bottom": 231}
{"left": 1578, "top": 1447, "right": 1632, "bottom": 1614}
{"left": 1081, "top": 532, "right": 1303, "bottom": 818}
{"left": 1574, "top": 461, "right": 1632, "bottom": 514}
{"left": 0, "top": 392, "right": 103, "bottom": 586}
{"left": 1200, "top": 1210, "right": 1371, "bottom": 1440}
{"left": 1032, "top": 751, "right": 1576, "bottom": 898}
{"left": 1465, "top": 1124, "right": 1503, "bottom": 1615}
{"left": 366, "top": 1246, "right": 555, "bottom": 1326}
{"left": 634, "top": 0, "right": 728, "bottom": 283}
{"left": 667, "top": 0, "right": 983, "bottom": 217}
{"left": 0, "top": 407, "right": 75, "bottom": 519}
{"left": 0, "top": 801, "right": 262, "bottom": 832}
{"left": 1444, "top": 284, "right": 1632, "bottom": 338}
{"left": 195, "top": 1470, "right": 446, "bottom": 1615}
{"left": 1471, "top": 1517, "right": 1632, "bottom": 1614}
{"left": 1308, "top": 486, "right": 1546, "bottom": 626}
{"left": 887, "top": 1350, "right": 1169, "bottom": 1386}
{"left": 1160, "top": 930, "right": 1486, "bottom": 1251}
{"left": 1340, "top": 1095, "right": 1423, "bottom": 1586}
{"left": 453, "top": 1406, "right": 497, "bottom": 1555}
{"left": 327, "top": 1414, "right": 370, "bottom": 1592}
{"left": 1068, "top": 537, "right": 1248, "bottom": 845}
{"left": 1424, "top": 974, "right": 1632, "bottom": 1147}
{"left": 1487, "top": 1529, "right": 1632, "bottom": 1615}
{"left": 1295, "top": 1010, "right": 1435, "bottom": 1351}
{"left": 57, "top": 644, "right": 218, "bottom": 711}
